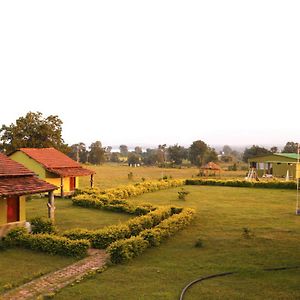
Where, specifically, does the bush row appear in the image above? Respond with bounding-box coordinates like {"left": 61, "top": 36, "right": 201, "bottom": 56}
{"left": 79, "top": 179, "right": 185, "bottom": 200}
{"left": 185, "top": 179, "right": 297, "bottom": 189}
{"left": 63, "top": 206, "right": 182, "bottom": 249}
{"left": 72, "top": 194, "right": 155, "bottom": 216}
{"left": 5, "top": 227, "right": 90, "bottom": 258}
{"left": 107, "top": 208, "right": 195, "bottom": 264}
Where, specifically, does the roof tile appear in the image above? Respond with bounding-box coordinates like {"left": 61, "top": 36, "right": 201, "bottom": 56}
{"left": 0, "top": 153, "right": 34, "bottom": 177}
{"left": 19, "top": 148, "right": 81, "bottom": 168}
{"left": 0, "top": 176, "right": 57, "bottom": 196}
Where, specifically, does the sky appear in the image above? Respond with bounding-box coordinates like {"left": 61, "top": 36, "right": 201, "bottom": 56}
{"left": 0, "top": 1, "right": 299, "bottom": 149}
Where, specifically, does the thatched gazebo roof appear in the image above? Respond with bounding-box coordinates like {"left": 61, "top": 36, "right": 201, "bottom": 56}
{"left": 200, "top": 162, "right": 222, "bottom": 171}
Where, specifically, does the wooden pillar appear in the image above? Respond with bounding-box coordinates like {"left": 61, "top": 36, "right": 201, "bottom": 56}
{"left": 60, "top": 177, "right": 64, "bottom": 198}
{"left": 47, "top": 191, "right": 55, "bottom": 222}
{"left": 90, "top": 174, "right": 94, "bottom": 189}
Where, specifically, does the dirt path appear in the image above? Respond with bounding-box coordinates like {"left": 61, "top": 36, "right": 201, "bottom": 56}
{"left": 1, "top": 249, "right": 108, "bottom": 300}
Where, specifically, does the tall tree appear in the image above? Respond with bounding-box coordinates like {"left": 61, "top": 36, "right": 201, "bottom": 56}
{"left": 222, "top": 145, "right": 232, "bottom": 156}
{"left": 157, "top": 144, "right": 167, "bottom": 163}
{"left": 68, "top": 142, "right": 88, "bottom": 163}
{"left": 168, "top": 144, "right": 187, "bottom": 165}
{"left": 142, "top": 148, "right": 158, "bottom": 165}
{"left": 203, "top": 147, "right": 218, "bottom": 164}
{"left": 189, "top": 140, "right": 208, "bottom": 166}
{"left": 134, "top": 146, "right": 143, "bottom": 155}
{"left": 282, "top": 142, "right": 298, "bottom": 153}
{"left": 128, "top": 152, "right": 140, "bottom": 165}
{"left": 270, "top": 146, "right": 278, "bottom": 153}
{"left": 119, "top": 145, "right": 128, "bottom": 157}
{"left": 89, "top": 141, "right": 105, "bottom": 164}
{"left": 0, "top": 111, "right": 68, "bottom": 153}
{"left": 242, "top": 145, "right": 271, "bottom": 162}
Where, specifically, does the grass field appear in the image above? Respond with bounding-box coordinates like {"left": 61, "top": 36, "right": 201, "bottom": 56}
{"left": 0, "top": 249, "right": 76, "bottom": 293}
{"left": 52, "top": 185, "right": 300, "bottom": 300}
{"left": 79, "top": 163, "right": 247, "bottom": 189}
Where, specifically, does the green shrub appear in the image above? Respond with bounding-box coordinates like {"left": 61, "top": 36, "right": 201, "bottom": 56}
{"left": 140, "top": 228, "right": 165, "bottom": 247}
{"left": 78, "top": 179, "right": 185, "bottom": 200}
{"left": 72, "top": 194, "right": 156, "bottom": 216}
{"left": 185, "top": 179, "right": 297, "bottom": 189}
{"left": 194, "top": 238, "right": 203, "bottom": 248}
{"left": 108, "top": 236, "right": 149, "bottom": 264}
{"left": 178, "top": 188, "right": 190, "bottom": 200}
{"left": 108, "top": 208, "right": 196, "bottom": 264}
{"left": 63, "top": 206, "right": 178, "bottom": 249}
{"left": 5, "top": 228, "right": 90, "bottom": 257}
{"left": 30, "top": 217, "right": 57, "bottom": 234}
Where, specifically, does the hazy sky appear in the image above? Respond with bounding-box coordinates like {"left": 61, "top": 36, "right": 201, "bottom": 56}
{"left": 0, "top": 1, "right": 299, "bottom": 148}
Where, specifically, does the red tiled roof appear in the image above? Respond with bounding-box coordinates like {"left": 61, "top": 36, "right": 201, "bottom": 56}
{"left": 0, "top": 153, "right": 56, "bottom": 196}
{"left": 19, "top": 148, "right": 81, "bottom": 168}
{"left": 0, "top": 153, "right": 34, "bottom": 177}
{"left": 0, "top": 176, "right": 57, "bottom": 196}
{"left": 16, "top": 148, "right": 95, "bottom": 177}
{"left": 48, "top": 167, "right": 94, "bottom": 177}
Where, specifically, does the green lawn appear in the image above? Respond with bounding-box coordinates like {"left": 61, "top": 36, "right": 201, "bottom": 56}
{"left": 0, "top": 249, "right": 76, "bottom": 293}
{"left": 53, "top": 186, "right": 300, "bottom": 299}
{"left": 26, "top": 197, "right": 132, "bottom": 231}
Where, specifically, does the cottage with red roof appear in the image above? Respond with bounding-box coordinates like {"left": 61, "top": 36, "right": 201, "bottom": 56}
{"left": 10, "top": 148, "right": 95, "bottom": 197}
{"left": 0, "top": 153, "right": 56, "bottom": 236}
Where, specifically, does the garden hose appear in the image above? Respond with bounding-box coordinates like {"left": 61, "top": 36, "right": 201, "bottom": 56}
{"left": 179, "top": 266, "right": 300, "bottom": 300}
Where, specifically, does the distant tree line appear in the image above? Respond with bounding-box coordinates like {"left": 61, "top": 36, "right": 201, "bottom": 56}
{"left": 0, "top": 112, "right": 298, "bottom": 166}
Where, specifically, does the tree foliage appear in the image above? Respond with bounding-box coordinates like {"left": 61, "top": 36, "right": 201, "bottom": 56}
{"left": 89, "top": 141, "right": 105, "bottom": 164}
{"left": 0, "top": 111, "right": 68, "bottom": 153}
{"left": 68, "top": 142, "right": 89, "bottom": 163}
{"left": 242, "top": 145, "right": 271, "bottom": 162}
{"left": 128, "top": 152, "right": 140, "bottom": 165}
{"left": 189, "top": 140, "right": 208, "bottom": 166}
{"left": 168, "top": 144, "right": 187, "bottom": 165}
{"left": 282, "top": 141, "right": 298, "bottom": 153}
{"left": 119, "top": 145, "right": 128, "bottom": 157}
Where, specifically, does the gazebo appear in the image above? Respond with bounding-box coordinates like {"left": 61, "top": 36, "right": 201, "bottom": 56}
{"left": 200, "top": 162, "right": 222, "bottom": 177}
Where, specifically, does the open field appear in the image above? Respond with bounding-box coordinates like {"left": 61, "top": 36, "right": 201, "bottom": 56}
{"left": 53, "top": 186, "right": 300, "bottom": 299}
{"left": 80, "top": 163, "right": 247, "bottom": 189}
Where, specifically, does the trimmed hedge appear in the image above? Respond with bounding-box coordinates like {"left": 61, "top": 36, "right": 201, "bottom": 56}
{"left": 30, "top": 217, "right": 57, "bottom": 234}
{"left": 78, "top": 179, "right": 185, "bottom": 200}
{"left": 5, "top": 227, "right": 90, "bottom": 258}
{"left": 63, "top": 206, "right": 181, "bottom": 249}
{"left": 108, "top": 236, "right": 149, "bottom": 264}
{"left": 186, "top": 179, "right": 297, "bottom": 189}
{"left": 72, "top": 194, "right": 155, "bottom": 216}
{"left": 107, "top": 208, "right": 195, "bottom": 263}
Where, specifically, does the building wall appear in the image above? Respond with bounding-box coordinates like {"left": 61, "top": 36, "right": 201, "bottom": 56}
{"left": 0, "top": 198, "right": 7, "bottom": 225}
{"left": 10, "top": 151, "right": 46, "bottom": 178}
{"left": 45, "top": 176, "right": 79, "bottom": 196}
{"left": 248, "top": 155, "right": 297, "bottom": 178}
